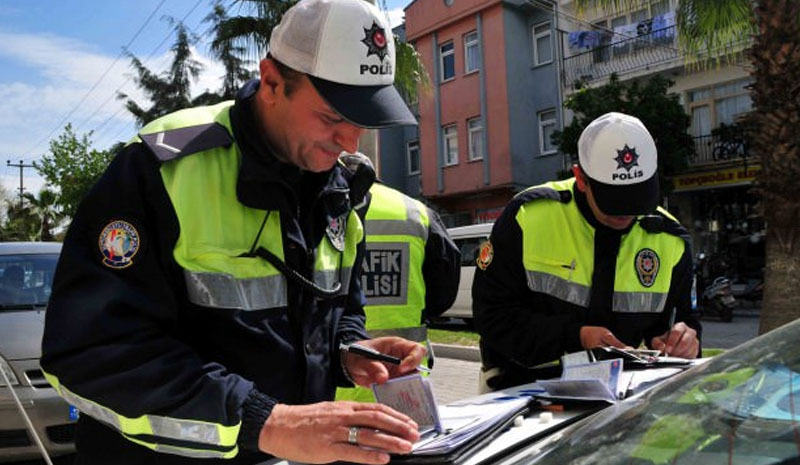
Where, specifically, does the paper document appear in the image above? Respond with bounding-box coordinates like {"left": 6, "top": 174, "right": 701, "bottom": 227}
{"left": 538, "top": 358, "right": 623, "bottom": 402}
{"left": 410, "top": 397, "right": 530, "bottom": 455}
{"left": 373, "top": 374, "right": 442, "bottom": 433}
{"left": 373, "top": 376, "right": 531, "bottom": 456}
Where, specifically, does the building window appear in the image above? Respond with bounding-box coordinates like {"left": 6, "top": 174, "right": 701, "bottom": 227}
{"left": 464, "top": 31, "right": 480, "bottom": 73}
{"left": 443, "top": 125, "right": 458, "bottom": 166}
{"left": 407, "top": 140, "right": 420, "bottom": 175}
{"left": 467, "top": 117, "right": 484, "bottom": 161}
{"left": 688, "top": 78, "right": 753, "bottom": 136}
{"left": 538, "top": 109, "right": 557, "bottom": 155}
{"left": 532, "top": 22, "right": 552, "bottom": 66}
{"left": 440, "top": 42, "right": 455, "bottom": 81}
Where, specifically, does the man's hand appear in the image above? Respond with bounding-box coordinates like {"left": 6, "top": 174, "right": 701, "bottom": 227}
{"left": 651, "top": 322, "right": 699, "bottom": 358}
{"left": 580, "top": 326, "right": 628, "bottom": 349}
{"left": 259, "top": 401, "right": 420, "bottom": 464}
{"left": 344, "top": 337, "right": 426, "bottom": 387}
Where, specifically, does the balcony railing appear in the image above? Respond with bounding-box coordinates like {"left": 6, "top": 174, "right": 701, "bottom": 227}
{"left": 562, "top": 25, "right": 680, "bottom": 89}
{"left": 691, "top": 133, "right": 753, "bottom": 167}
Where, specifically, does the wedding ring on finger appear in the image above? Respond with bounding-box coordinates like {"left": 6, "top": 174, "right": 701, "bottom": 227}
{"left": 348, "top": 426, "right": 360, "bottom": 445}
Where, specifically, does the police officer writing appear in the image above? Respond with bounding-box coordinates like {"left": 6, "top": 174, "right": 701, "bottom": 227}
{"left": 336, "top": 166, "right": 461, "bottom": 402}
{"left": 41, "top": 0, "right": 425, "bottom": 463}
{"left": 474, "top": 112, "right": 701, "bottom": 391}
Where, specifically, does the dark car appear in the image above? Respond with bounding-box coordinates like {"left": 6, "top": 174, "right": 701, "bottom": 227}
{"left": 0, "top": 242, "right": 75, "bottom": 462}
{"left": 495, "top": 317, "right": 800, "bottom": 465}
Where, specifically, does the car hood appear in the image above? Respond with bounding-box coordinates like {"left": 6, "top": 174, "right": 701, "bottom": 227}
{"left": 0, "top": 310, "right": 45, "bottom": 360}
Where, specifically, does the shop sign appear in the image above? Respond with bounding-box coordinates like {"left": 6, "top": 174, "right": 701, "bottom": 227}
{"left": 672, "top": 164, "right": 762, "bottom": 192}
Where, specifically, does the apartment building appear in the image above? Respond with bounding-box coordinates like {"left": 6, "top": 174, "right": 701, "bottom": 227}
{"left": 558, "top": 0, "right": 763, "bottom": 285}
{"left": 379, "top": 0, "right": 564, "bottom": 226}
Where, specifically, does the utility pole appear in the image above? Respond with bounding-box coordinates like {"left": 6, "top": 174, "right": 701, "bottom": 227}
{"left": 6, "top": 160, "right": 35, "bottom": 209}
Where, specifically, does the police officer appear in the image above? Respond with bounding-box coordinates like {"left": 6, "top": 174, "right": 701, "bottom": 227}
{"left": 474, "top": 112, "right": 702, "bottom": 391}
{"left": 40, "top": 0, "right": 426, "bottom": 463}
{"left": 336, "top": 170, "right": 461, "bottom": 402}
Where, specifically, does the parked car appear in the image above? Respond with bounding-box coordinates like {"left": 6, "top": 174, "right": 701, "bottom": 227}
{"left": 440, "top": 223, "right": 493, "bottom": 324}
{"left": 491, "top": 316, "right": 800, "bottom": 465}
{"left": 0, "top": 242, "right": 75, "bottom": 462}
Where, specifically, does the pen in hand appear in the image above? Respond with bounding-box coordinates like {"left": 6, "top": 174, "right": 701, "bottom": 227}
{"left": 340, "top": 343, "right": 431, "bottom": 373}
{"left": 664, "top": 307, "right": 677, "bottom": 356}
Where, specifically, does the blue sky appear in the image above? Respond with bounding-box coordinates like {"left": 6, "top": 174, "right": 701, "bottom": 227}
{"left": 0, "top": 0, "right": 408, "bottom": 199}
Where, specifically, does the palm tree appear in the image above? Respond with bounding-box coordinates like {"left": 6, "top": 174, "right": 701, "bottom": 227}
{"left": 577, "top": 0, "right": 800, "bottom": 333}
{"left": 22, "top": 189, "right": 63, "bottom": 241}
{"left": 0, "top": 202, "right": 38, "bottom": 242}
{"left": 210, "top": 0, "right": 294, "bottom": 65}
{"left": 202, "top": 2, "right": 257, "bottom": 101}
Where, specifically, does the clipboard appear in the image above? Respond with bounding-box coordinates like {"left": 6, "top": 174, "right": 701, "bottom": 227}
{"left": 389, "top": 398, "right": 533, "bottom": 465}
{"left": 590, "top": 347, "right": 692, "bottom": 369}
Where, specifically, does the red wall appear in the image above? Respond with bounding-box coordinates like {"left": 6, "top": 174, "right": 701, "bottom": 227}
{"left": 406, "top": 0, "right": 511, "bottom": 199}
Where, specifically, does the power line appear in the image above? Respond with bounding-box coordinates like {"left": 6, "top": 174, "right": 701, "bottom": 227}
{"left": 18, "top": 0, "right": 168, "bottom": 160}
{"left": 89, "top": 0, "right": 206, "bottom": 144}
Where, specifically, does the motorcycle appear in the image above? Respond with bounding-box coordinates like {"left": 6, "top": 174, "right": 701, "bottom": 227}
{"left": 701, "top": 276, "right": 737, "bottom": 322}
{"left": 693, "top": 253, "right": 737, "bottom": 322}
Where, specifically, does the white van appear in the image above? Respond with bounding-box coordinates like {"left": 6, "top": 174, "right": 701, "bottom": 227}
{"left": 440, "top": 223, "right": 494, "bottom": 323}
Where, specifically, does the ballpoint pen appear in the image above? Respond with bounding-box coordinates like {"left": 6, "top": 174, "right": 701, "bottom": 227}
{"left": 340, "top": 343, "right": 431, "bottom": 373}
{"left": 665, "top": 307, "right": 677, "bottom": 356}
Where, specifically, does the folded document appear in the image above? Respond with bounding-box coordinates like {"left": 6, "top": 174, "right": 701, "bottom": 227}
{"left": 538, "top": 358, "right": 624, "bottom": 402}
{"left": 372, "top": 374, "right": 531, "bottom": 456}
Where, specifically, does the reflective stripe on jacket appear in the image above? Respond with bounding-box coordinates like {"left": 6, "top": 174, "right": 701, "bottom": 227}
{"left": 517, "top": 178, "right": 684, "bottom": 314}
{"left": 41, "top": 89, "right": 370, "bottom": 461}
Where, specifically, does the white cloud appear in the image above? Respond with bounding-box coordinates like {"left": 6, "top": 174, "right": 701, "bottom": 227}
{"left": 0, "top": 30, "right": 227, "bottom": 196}
{"left": 385, "top": 8, "right": 405, "bottom": 29}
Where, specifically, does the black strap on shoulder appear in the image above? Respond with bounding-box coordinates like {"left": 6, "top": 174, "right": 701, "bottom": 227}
{"left": 139, "top": 122, "right": 233, "bottom": 162}
{"left": 639, "top": 213, "right": 691, "bottom": 243}
{"left": 510, "top": 185, "right": 572, "bottom": 210}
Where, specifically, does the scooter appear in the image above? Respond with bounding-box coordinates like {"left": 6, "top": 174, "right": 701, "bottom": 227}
{"left": 701, "top": 276, "right": 737, "bottom": 322}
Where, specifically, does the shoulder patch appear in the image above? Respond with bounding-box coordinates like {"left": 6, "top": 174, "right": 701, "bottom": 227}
{"left": 476, "top": 240, "right": 494, "bottom": 270}
{"left": 139, "top": 122, "right": 233, "bottom": 162}
{"left": 99, "top": 220, "right": 141, "bottom": 269}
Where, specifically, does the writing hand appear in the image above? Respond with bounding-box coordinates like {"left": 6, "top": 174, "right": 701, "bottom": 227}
{"left": 651, "top": 322, "right": 699, "bottom": 358}
{"left": 344, "top": 336, "right": 426, "bottom": 387}
{"left": 580, "top": 326, "right": 628, "bottom": 350}
{"left": 259, "top": 401, "right": 420, "bottom": 464}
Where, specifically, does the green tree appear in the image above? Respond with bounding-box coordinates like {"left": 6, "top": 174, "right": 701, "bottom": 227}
{"left": 552, "top": 74, "right": 694, "bottom": 195}
{"left": 35, "top": 124, "right": 115, "bottom": 218}
{"left": 0, "top": 202, "right": 38, "bottom": 242}
{"left": 118, "top": 21, "right": 203, "bottom": 127}
{"left": 21, "top": 188, "right": 63, "bottom": 241}
{"left": 199, "top": 1, "right": 257, "bottom": 103}
{"left": 210, "top": 0, "right": 296, "bottom": 63}
{"left": 578, "top": 0, "right": 800, "bottom": 333}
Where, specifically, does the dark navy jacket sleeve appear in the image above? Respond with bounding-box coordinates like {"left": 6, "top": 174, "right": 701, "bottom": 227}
{"left": 40, "top": 144, "right": 268, "bottom": 457}
{"left": 473, "top": 200, "right": 586, "bottom": 369}
{"left": 422, "top": 208, "right": 461, "bottom": 319}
